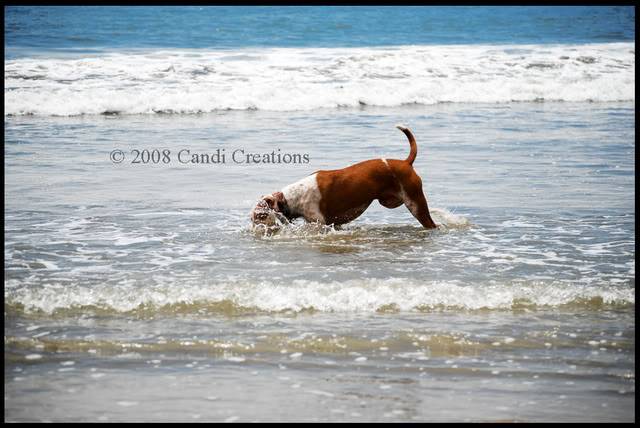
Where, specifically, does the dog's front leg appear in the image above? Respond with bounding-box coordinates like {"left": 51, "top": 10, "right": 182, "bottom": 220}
{"left": 402, "top": 181, "right": 438, "bottom": 229}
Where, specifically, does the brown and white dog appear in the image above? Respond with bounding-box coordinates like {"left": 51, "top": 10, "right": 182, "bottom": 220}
{"left": 251, "top": 125, "right": 438, "bottom": 230}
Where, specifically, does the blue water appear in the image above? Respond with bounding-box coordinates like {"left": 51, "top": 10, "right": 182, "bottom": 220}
{"left": 4, "top": 6, "right": 635, "bottom": 58}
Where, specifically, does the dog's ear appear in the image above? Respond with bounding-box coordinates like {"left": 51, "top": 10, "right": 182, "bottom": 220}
{"left": 262, "top": 192, "right": 286, "bottom": 211}
{"left": 272, "top": 192, "right": 286, "bottom": 212}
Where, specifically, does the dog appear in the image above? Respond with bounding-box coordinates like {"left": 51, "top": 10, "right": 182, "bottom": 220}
{"left": 251, "top": 125, "right": 438, "bottom": 230}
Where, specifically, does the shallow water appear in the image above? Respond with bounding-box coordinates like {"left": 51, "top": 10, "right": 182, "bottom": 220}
{"left": 4, "top": 102, "right": 635, "bottom": 422}
{"left": 4, "top": 5, "right": 636, "bottom": 421}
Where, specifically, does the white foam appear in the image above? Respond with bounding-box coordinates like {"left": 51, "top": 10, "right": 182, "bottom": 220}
{"left": 430, "top": 207, "right": 471, "bottom": 228}
{"left": 25, "top": 354, "right": 42, "bottom": 360}
{"left": 5, "top": 43, "right": 634, "bottom": 116}
{"left": 5, "top": 276, "right": 634, "bottom": 315}
{"left": 35, "top": 260, "right": 59, "bottom": 270}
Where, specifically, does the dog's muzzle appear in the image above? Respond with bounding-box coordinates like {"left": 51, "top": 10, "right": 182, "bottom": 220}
{"left": 251, "top": 200, "right": 278, "bottom": 226}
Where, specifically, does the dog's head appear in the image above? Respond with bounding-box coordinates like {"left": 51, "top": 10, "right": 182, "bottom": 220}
{"left": 250, "top": 191, "right": 288, "bottom": 227}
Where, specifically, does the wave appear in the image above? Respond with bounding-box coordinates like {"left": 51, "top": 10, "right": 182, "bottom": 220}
{"left": 5, "top": 277, "right": 634, "bottom": 317}
{"left": 4, "top": 43, "right": 634, "bottom": 116}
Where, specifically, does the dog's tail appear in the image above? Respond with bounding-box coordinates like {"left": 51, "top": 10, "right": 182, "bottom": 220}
{"left": 396, "top": 124, "right": 417, "bottom": 165}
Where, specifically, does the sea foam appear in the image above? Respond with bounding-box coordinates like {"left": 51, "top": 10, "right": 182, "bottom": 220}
{"left": 5, "top": 276, "right": 634, "bottom": 315}
{"left": 4, "top": 43, "right": 634, "bottom": 116}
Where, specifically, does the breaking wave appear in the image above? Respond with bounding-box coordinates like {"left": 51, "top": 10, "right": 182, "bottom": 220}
{"left": 4, "top": 43, "right": 634, "bottom": 116}
{"left": 5, "top": 277, "right": 634, "bottom": 317}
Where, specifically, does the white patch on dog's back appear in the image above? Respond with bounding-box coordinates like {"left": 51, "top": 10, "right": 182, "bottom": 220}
{"left": 281, "top": 173, "right": 325, "bottom": 223}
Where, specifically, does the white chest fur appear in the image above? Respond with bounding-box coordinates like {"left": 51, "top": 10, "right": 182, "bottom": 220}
{"left": 281, "top": 173, "right": 325, "bottom": 223}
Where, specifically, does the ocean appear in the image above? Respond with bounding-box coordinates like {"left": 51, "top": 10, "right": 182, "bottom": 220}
{"left": 4, "top": 6, "right": 635, "bottom": 422}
